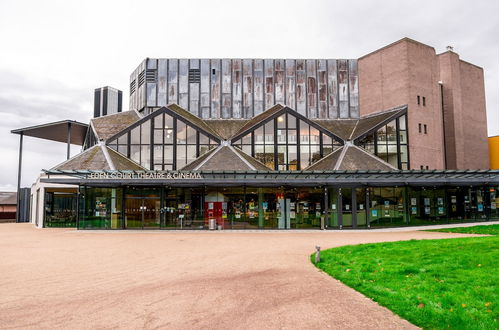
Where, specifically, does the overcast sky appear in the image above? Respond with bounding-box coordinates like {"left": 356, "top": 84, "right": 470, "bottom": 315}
{"left": 0, "top": 0, "right": 498, "bottom": 191}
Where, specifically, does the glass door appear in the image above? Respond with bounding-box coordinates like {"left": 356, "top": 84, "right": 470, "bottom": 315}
{"left": 356, "top": 188, "right": 367, "bottom": 227}
{"left": 341, "top": 188, "right": 353, "bottom": 227}
{"left": 125, "top": 198, "right": 142, "bottom": 229}
{"left": 143, "top": 198, "right": 161, "bottom": 229}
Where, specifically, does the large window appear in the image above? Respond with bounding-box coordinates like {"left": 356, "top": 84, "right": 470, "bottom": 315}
{"left": 356, "top": 114, "right": 409, "bottom": 170}
{"left": 107, "top": 111, "right": 219, "bottom": 170}
{"left": 232, "top": 112, "right": 342, "bottom": 170}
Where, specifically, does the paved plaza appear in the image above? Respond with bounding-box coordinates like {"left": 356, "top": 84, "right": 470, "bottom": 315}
{"left": 0, "top": 223, "right": 488, "bottom": 329}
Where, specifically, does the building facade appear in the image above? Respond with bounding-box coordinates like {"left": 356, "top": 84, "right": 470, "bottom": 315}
{"left": 23, "top": 37, "right": 498, "bottom": 230}
{"left": 94, "top": 86, "right": 123, "bottom": 118}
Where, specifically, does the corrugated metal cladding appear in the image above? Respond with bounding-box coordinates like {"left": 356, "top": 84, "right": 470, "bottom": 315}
{"left": 129, "top": 58, "right": 359, "bottom": 119}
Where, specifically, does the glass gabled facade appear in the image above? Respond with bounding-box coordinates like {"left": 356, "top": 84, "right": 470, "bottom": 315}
{"left": 356, "top": 114, "right": 409, "bottom": 170}
{"left": 232, "top": 110, "right": 343, "bottom": 170}
{"left": 106, "top": 108, "right": 219, "bottom": 170}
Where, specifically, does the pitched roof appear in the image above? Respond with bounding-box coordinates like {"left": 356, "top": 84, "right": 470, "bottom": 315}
{"left": 305, "top": 148, "right": 344, "bottom": 171}
{"left": 204, "top": 119, "right": 250, "bottom": 140}
{"left": 351, "top": 105, "right": 407, "bottom": 141}
{"left": 51, "top": 145, "right": 147, "bottom": 171}
{"left": 232, "top": 147, "right": 271, "bottom": 170}
{"left": 181, "top": 146, "right": 270, "bottom": 171}
{"left": 106, "top": 147, "right": 147, "bottom": 171}
{"left": 180, "top": 147, "right": 219, "bottom": 171}
{"left": 166, "top": 104, "right": 222, "bottom": 140}
{"left": 91, "top": 111, "right": 141, "bottom": 141}
{"left": 312, "top": 119, "right": 357, "bottom": 141}
{"left": 304, "top": 145, "right": 397, "bottom": 171}
{"left": 337, "top": 146, "right": 397, "bottom": 171}
{"left": 52, "top": 145, "right": 111, "bottom": 170}
{"left": 231, "top": 104, "right": 285, "bottom": 139}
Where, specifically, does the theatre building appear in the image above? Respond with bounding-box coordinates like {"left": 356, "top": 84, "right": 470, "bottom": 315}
{"left": 18, "top": 38, "right": 499, "bottom": 229}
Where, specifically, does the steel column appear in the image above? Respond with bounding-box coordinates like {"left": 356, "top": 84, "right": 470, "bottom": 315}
{"left": 16, "top": 132, "right": 23, "bottom": 222}
{"left": 67, "top": 122, "right": 72, "bottom": 160}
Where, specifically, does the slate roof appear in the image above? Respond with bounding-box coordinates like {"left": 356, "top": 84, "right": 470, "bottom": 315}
{"left": 181, "top": 146, "right": 270, "bottom": 171}
{"left": 305, "top": 148, "right": 344, "bottom": 171}
{"left": 312, "top": 105, "right": 407, "bottom": 142}
{"left": 52, "top": 145, "right": 146, "bottom": 171}
{"left": 305, "top": 145, "right": 397, "bottom": 171}
{"left": 351, "top": 105, "right": 407, "bottom": 141}
{"left": 180, "top": 148, "right": 219, "bottom": 171}
{"left": 312, "top": 119, "right": 357, "bottom": 141}
{"left": 106, "top": 148, "right": 147, "bottom": 171}
{"left": 204, "top": 119, "right": 249, "bottom": 140}
{"left": 232, "top": 147, "right": 271, "bottom": 171}
{"left": 338, "top": 146, "right": 396, "bottom": 171}
{"left": 91, "top": 111, "right": 141, "bottom": 141}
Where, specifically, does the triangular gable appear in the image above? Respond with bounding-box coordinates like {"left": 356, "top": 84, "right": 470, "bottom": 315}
{"left": 105, "top": 105, "right": 223, "bottom": 144}
{"left": 352, "top": 105, "right": 407, "bottom": 142}
{"left": 230, "top": 105, "right": 343, "bottom": 144}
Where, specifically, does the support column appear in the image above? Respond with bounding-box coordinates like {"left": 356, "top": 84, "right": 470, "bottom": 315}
{"left": 323, "top": 186, "right": 328, "bottom": 229}
{"left": 67, "top": 122, "right": 72, "bottom": 160}
{"left": 258, "top": 188, "right": 264, "bottom": 228}
{"left": 16, "top": 132, "right": 23, "bottom": 223}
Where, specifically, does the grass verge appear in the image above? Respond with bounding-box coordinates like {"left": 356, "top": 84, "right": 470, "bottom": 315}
{"left": 427, "top": 224, "right": 499, "bottom": 236}
{"left": 312, "top": 228, "right": 498, "bottom": 329}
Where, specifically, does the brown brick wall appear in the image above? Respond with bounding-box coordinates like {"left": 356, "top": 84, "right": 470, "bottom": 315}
{"left": 359, "top": 38, "right": 445, "bottom": 169}
{"left": 358, "top": 38, "right": 489, "bottom": 170}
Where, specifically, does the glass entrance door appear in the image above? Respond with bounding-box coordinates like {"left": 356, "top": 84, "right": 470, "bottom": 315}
{"left": 125, "top": 197, "right": 161, "bottom": 229}
{"left": 125, "top": 198, "right": 142, "bottom": 229}
{"left": 341, "top": 188, "right": 353, "bottom": 227}
{"left": 143, "top": 198, "right": 161, "bottom": 228}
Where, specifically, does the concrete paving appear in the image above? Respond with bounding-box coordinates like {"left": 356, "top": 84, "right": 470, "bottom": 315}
{"left": 0, "top": 223, "right": 489, "bottom": 329}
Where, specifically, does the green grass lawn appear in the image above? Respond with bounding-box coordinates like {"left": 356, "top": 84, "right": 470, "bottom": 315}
{"left": 312, "top": 226, "right": 499, "bottom": 329}
{"left": 428, "top": 224, "right": 499, "bottom": 236}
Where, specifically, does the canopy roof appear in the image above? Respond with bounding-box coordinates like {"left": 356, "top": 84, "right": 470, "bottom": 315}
{"left": 11, "top": 120, "right": 88, "bottom": 145}
{"left": 41, "top": 169, "right": 499, "bottom": 187}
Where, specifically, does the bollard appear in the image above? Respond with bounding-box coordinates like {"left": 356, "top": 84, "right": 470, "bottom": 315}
{"left": 315, "top": 246, "right": 321, "bottom": 264}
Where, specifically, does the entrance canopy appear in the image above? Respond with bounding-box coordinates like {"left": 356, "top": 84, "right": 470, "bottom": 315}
{"left": 41, "top": 169, "right": 499, "bottom": 187}
{"left": 11, "top": 120, "right": 88, "bottom": 145}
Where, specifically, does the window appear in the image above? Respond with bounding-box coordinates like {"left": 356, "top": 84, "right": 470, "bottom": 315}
{"left": 232, "top": 111, "right": 341, "bottom": 170}
{"left": 425, "top": 165, "right": 429, "bottom": 170}
{"left": 107, "top": 110, "right": 219, "bottom": 170}
{"left": 424, "top": 124, "right": 427, "bottom": 134}
{"left": 417, "top": 95, "right": 420, "bottom": 105}
{"left": 419, "top": 123, "right": 422, "bottom": 133}
{"left": 356, "top": 114, "right": 409, "bottom": 170}
{"left": 420, "top": 165, "right": 424, "bottom": 170}
{"left": 422, "top": 96, "right": 426, "bottom": 106}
